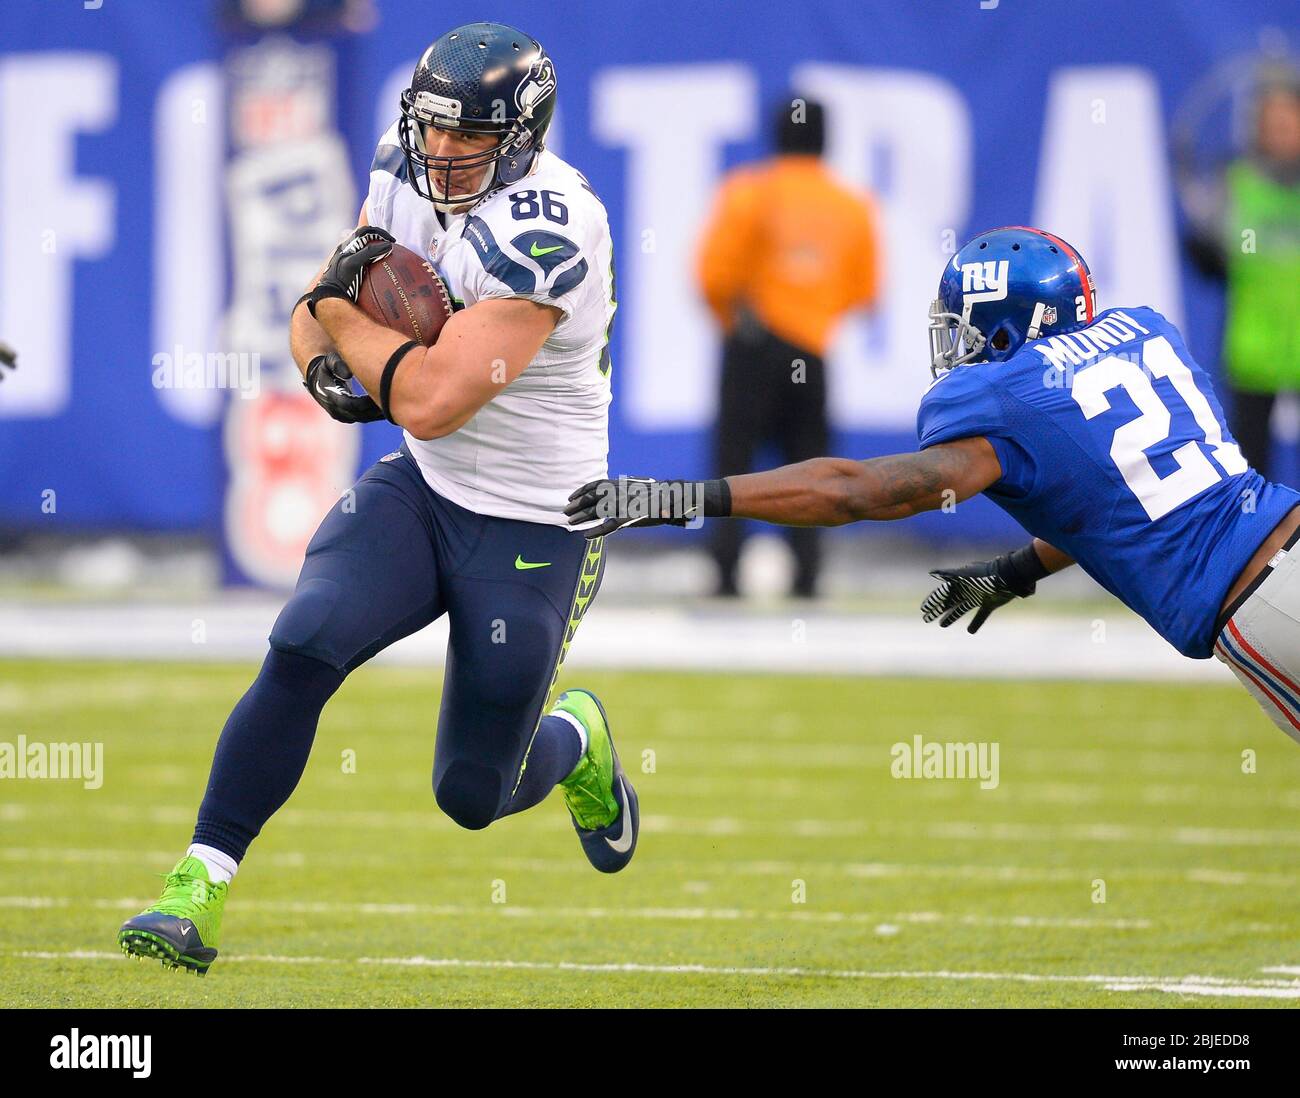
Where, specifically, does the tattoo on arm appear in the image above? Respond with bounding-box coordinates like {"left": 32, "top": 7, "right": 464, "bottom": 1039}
{"left": 856, "top": 451, "right": 958, "bottom": 518}
{"left": 846, "top": 442, "right": 993, "bottom": 521}
{"left": 727, "top": 439, "right": 1000, "bottom": 527}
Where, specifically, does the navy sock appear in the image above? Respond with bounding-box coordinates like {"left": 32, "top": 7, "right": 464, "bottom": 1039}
{"left": 498, "top": 714, "right": 583, "bottom": 819}
{"left": 191, "top": 648, "right": 345, "bottom": 862}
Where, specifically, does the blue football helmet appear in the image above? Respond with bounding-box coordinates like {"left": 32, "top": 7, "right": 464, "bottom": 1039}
{"left": 398, "top": 22, "right": 557, "bottom": 212}
{"left": 928, "top": 226, "right": 1098, "bottom": 377}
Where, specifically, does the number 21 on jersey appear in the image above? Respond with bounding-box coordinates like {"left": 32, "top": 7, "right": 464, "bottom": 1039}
{"left": 1070, "top": 335, "right": 1248, "bottom": 522}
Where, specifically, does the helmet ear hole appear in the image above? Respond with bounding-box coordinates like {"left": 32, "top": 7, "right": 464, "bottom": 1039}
{"left": 990, "top": 328, "right": 1011, "bottom": 351}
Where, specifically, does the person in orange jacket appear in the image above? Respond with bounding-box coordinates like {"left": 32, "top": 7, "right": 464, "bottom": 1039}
{"left": 697, "top": 96, "right": 881, "bottom": 597}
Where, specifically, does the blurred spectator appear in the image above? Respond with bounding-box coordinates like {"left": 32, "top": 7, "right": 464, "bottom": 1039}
{"left": 1184, "top": 74, "right": 1300, "bottom": 481}
{"left": 696, "top": 96, "right": 881, "bottom": 597}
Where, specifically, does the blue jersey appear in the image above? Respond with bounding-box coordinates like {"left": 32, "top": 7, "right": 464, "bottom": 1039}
{"left": 917, "top": 306, "right": 1300, "bottom": 658}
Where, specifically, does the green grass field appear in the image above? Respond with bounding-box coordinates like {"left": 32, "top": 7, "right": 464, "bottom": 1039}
{"left": 2, "top": 658, "right": 1298, "bottom": 1007}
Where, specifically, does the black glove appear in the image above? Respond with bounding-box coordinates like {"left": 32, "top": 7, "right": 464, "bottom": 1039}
{"left": 0, "top": 341, "right": 16, "bottom": 380}
{"left": 920, "top": 544, "right": 1048, "bottom": 634}
{"left": 307, "top": 226, "right": 395, "bottom": 317}
{"left": 304, "top": 352, "right": 383, "bottom": 423}
{"left": 565, "top": 476, "right": 731, "bottom": 539}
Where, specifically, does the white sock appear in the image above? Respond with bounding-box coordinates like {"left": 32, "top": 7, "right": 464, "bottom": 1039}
{"left": 552, "top": 707, "right": 588, "bottom": 757}
{"left": 187, "top": 843, "right": 238, "bottom": 884}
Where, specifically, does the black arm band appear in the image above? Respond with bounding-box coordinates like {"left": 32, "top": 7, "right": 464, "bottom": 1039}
{"left": 701, "top": 478, "right": 732, "bottom": 517}
{"left": 292, "top": 292, "right": 313, "bottom": 319}
{"left": 997, "top": 542, "right": 1050, "bottom": 595}
{"left": 378, "top": 340, "right": 420, "bottom": 425}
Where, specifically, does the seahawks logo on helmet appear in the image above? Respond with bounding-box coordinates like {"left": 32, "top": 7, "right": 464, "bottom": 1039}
{"left": 516, "top": 57, "right": 556, "bottom": 117}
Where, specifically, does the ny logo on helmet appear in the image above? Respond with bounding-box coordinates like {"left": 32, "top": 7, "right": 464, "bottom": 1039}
{"left": 961, "top": 260, "right": 1009, "bottom": 301}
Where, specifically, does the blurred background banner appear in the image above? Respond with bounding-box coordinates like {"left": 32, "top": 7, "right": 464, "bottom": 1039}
{"left": 0, "top": 0, "right": 1294, "bottom": 565}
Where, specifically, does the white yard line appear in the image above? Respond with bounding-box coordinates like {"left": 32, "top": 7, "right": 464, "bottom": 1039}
{"left": 4, "top": 846, "right": 1298, "bottom": 887}
{"left": 9, "top": 949, "right": 1300, "bottom": 999}
{"left": 1102, "top": 983, "right": 1300, "bottom": 1000}
{"left": 0, "top": 895, "right": 1154, "bottom": 930}
{"left": 665, "top": 776, "right": 1300, "bottom": 810}
{"left": 5, "top": 800, "right": 1298, "bottom": 847}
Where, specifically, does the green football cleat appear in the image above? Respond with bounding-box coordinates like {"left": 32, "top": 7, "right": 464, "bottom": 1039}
{"left": 117, "top": 856, "right": 228, "bottom": 975}
{"left": 555, "top": 689, "right": 639, "bottom": 872}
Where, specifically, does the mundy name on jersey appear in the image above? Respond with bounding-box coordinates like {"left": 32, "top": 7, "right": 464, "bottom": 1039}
{"left": 366, "top": 122, "right": 614, "bottom": 526}
{"left": 918, "top": 306, "right": 1300, "bottom": 659}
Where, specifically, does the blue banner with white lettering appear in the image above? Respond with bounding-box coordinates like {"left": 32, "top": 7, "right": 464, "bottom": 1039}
{"left": 0, "top": 0, "right": 1293, "bottom": 561}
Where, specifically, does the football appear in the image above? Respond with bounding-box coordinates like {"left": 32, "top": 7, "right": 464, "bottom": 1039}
{"left": 356, "top": 244, "right": 454, "bottom": 347}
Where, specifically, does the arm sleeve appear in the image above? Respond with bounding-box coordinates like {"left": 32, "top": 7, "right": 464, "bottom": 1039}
{"left": 917, "top": 369, "right": 1035, "bottom": 497}
{"left": 696, "top": 172, "right": 758, "bottom": 330}
{"left": 845, "top": 195, "right": 881, "bottom": 311}
{"left": 460, "top": 208, "right": 591, "bottom": 324}
{"left": 364, "top": 121, "right": 405, "bottom": 233}
{"left": 917, "top": 369, "right": 1004, "bottom": 449}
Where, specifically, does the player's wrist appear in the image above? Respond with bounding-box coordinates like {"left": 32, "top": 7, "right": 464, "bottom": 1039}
{"left": 662, "top": 479, "right": 730, "bottom": 522}
{"left": 701, "top": 478, "right": 732, "bottom": 518}
{"left": 996, "top": 543, "right": 1049, "bottom": 596}
{"left": 307, "top": 287, "right": 350, "bottom": 320}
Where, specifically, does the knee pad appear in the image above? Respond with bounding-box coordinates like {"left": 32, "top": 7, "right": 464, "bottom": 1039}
{"left": 259, "top": 646, "right": 347, "bottom": 701}
{"left": 269, "top": 577, "right": 346, "bottom": 668}
{"left": 434, "top": 760, "right": 503, "bottom": 831}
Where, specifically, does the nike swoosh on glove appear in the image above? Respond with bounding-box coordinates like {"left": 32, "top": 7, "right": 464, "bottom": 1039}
{"left": 304, "top": 352, "right": 383, "bottom": 423}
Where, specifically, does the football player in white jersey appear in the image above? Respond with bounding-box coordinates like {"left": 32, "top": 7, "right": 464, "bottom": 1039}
{"left": 118, "top": 23, "right": 637, "bottom": 976}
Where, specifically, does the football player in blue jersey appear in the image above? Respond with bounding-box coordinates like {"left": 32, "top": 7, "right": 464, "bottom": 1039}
{"left": 567, "top": 226, "right": 1300, "bottom": 742}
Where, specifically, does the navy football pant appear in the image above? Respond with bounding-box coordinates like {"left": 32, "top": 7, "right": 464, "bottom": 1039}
{"left": 192, "top": 447, "right": 605, "bottom": 861}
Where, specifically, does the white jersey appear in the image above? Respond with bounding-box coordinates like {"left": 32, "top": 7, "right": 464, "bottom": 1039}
{"left": 366, "top": 125, "right": 614, "bottom": 525}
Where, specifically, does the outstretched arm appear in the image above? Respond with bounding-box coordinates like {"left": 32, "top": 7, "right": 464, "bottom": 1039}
{"left": 566, "top": 437, "right": 1003, "bottom": 537}
{"left": 727, "top": 438, "right": 1002, "bottom": 525}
